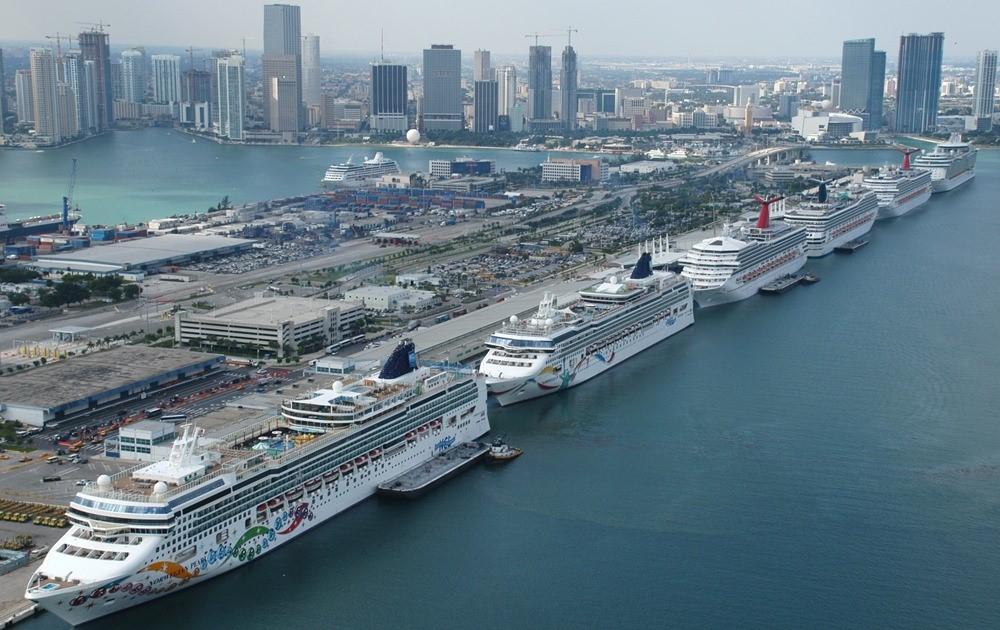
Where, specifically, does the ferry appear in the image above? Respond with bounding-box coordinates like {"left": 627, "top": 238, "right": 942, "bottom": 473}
{"left": 478, "top": 252, "right": 694, "bottom": 406}
{"left": 911, "top": 134, "right": 977, "bottom": 192}
{"left": 25, "top": 341, "right": 489, "bottom": 626}
{"left": 679, "top": 197, "right": 807, "bottom": 307}
{"left": 861, "top": 151, "right": 932, "bottom": 219}
{"left": 321, "top": 152, "right": 401, "bottom": 187}
{"left": 780, "top": 183, "right": 879, "bottom": 257}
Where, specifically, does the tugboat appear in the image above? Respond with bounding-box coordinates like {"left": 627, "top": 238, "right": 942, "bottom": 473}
{"left": 486, "top": 437, "right": 523, "bottom": 463}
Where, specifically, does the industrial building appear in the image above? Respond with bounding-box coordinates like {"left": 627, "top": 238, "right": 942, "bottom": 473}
{"left": 0, "top": 347, "right": 224, "bottom": 427}
{"left": 429, "top": 158, "right": 496, "bottom": 177}
{"left": 541, "top": 157, "right": 609, "bottom": 183}
{"left": 29, "top": 234, "right": 256, "bottom": 276}
{"left": 175, "top": 295, "right": 365, "bottom": 357}
{"left": 343, "top": 285, "right": 437, "bottom": 312}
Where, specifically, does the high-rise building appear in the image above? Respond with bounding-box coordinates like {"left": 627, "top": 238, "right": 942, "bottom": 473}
{"left": 263, "top": 3, "right": 302, "bottom": 132}
{"left": 78, "top": 29, "right": 112, "bottom": 128}
{"left": 182, "top": 69, "right": 212, "bottom": 103}
{"left": 15, "top": 70, "right": 33, "bottom": 124}
{"left": 57, "top": 81, "right": 79, "bottom": 138}
{"left": 839, "top": 38, "right": 885, "bottom": 130}
{"left": 560, "top": 45, "right": 578, "bottom": 130}
{"left": 370, "top": 62, "right": 408, "bottom": 132}
{"left": 120, "top": 49, "right": 146, "bottom": 103}
{"left": 0, "top": 49, "right": 6, "bottom": 132}
{"left": 973, "top": 49, "right": 998, "bottom": 132}
{"left": 422, "top": 45, "right": 463, "bottom": 131}
{"left": 216, "top": 54, "right": 245, "bottom": 140}
{"left": 111, "top": 61, "right": 123, "bottom": 100}
{"left": 528, "top": 45, "right": 552, "bottom": 121}
{"left": 473, "top": 80, "right": 498, "bottom": 133}
{"left": 62, "top": 52, "right": 96, "bottom": 132}
{"left": 29, "top": 48, "right": 61, "bottom": 144}
{"left": 895, "top": 32, "right": 944, "bottom": 133}
{"left": 494, "top": 65, "right": 516, "bottom": 116}
{"left": 302, "top": 35, "right": 321, "bottom": 109}
{"left": 151, "top": 54, "right": 182, "bottom": 104}
{"left": 732, "top": 84, "right": 760, "bottom": 107}
{"left": 269, "top": 76, "right": 299, "bottom": 132}
{"left": 473, "top": 49, "right": 491, "bottom": 82}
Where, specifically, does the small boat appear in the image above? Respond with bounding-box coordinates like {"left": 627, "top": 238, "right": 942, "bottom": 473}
{"left": 305, "top": 478, "right": 322, "bottom": 492}
{"left": 340, "top": 463, "right": 353, "bottom": 472}
{"left": 355, "top": 455, "right": 368, "bottom": 466}
{"left": 369, "top": 449, "right": 382, "bottom": 459}
{"left": 486, "top": 438, "right": 523, "bottom": 463}
{"left": 285, "top": 488, "right": 304, "bottom": 501}
{"left": 405, "top": 431, "right": 417, "bottom": 442}
{"left": 322, "top": 470, "right": 338, "bottom": 481}
{"left": 267, "top": 498, "right": 283, "bottom": 509}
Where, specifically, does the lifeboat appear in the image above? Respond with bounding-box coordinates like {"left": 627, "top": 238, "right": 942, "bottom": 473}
{"left": 430, "top": 420, "right": 442, "bottom": 430}
{"left": 322, "top": 470, "right": 338, "bottom": 481}
{"left": 305, "top": 478, "right": 322, "bottom": 492}
{"left": 371, "top": 448, "right": 382, "bottom": 459}
{"left": 256, "top": 503, "right": 267, "bottom": 513}
{"left": 417, "top": 425, "right": 428, "bottom": 434}
{"left": 355, "top": 455, "right": 368, "bottom": 466}
{"left": 405, "top": 432, "right": 417, "bottom": 442}
{"left": 340, "top": 463, "right": 353, "bottom": 473}
{"left": 285, "top": 488, "right": 304, "bottom": 502}
{"left": 267, "top": 498, "right": 283, "bottom": 509}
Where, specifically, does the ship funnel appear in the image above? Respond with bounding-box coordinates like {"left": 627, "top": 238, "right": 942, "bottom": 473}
{"left": 378, "top": 339, "right": 417, "bottom": 380}
{"left": 753, "top": 194, "right": 782, "bottom": 229}
{"left": 817, "top": 182, "right": 828, "bottom": 203}
{"left": 630, "top": 252, "right": 653, "bottom": 279}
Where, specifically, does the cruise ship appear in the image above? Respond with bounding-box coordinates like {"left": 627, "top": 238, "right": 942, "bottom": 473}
{"left": 780, "top": 183, "right": 879, "bottom": 257}
{"left": 321, "top": 152, "right": 401, "bottom": 186}
{"left": 861, "top": 151, "right": 933, "bottom": 219}
{"left": 478, "top": 252, "right": 693, "bottom": 406}
{"left": 679, "top": 197, "right": 807, "bottom": 307}
{"left": 911, "top": 134, "right": 977, "bottom": 192}
{"left": 25, "top": 341, "right": 489, "bottom": 626}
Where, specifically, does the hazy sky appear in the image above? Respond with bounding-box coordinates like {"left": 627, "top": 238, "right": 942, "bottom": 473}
{"left": 1, "top": 0, "right": 996, "bottom": 60}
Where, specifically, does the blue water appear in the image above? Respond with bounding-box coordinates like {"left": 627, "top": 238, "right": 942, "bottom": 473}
{"left": 17, "top": 147, "right": 1000, "bottom": 629}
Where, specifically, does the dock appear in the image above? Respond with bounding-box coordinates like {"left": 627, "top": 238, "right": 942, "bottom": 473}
{"left": 377, "top": 441, "right": 489, "bottom": 498}
{"left": 760, "top": 272, "right": 819, "bottom": 295}
{"left": 835, "top": 238, "right": 869, "bottom": 253}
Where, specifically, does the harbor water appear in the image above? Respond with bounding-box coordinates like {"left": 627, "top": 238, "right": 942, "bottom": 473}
{"left": 12, "top": 142, "right": 1000, "bottom": 628}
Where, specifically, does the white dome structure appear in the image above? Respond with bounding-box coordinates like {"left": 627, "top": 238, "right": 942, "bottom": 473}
{"left": 97, "top": 475, "right": 111, "bottom": 489}
{"left": 406, "top": 129, "right": 421, "bottom": 144}
{"left": 153, "top": 481, "right": 169, "bottom": 496}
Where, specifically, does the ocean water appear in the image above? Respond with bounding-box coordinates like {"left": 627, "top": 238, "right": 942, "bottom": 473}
{"left": 16, "top": 144, "right": 1000, "bottom": 629}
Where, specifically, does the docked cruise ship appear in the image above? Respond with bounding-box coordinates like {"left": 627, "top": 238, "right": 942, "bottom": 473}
{"left": 478, "top": 252, "right": 693, "bottom": 406}
{"left": 321, "top": 152, "right": 401, "bottom": 186}
{"left": 679, "top": 197, "right": 807, "bottom": 307}
{"left": 25, "top": 341, "right": 489, "bottom": 626}
{"left": 780, "top": 183, "right": 879, "bottom": 257}
{"left": 861, "top": 153, "right": 933, "bottom": 219}
{"left": 911, "top": 134, "right": 977, "bottom": 192}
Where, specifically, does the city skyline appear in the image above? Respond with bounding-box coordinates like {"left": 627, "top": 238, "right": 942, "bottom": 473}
{"left": 0, "top": 0, "right": 996, "bottom": 59}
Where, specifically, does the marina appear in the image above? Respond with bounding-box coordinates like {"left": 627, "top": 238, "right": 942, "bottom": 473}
{"left": 377, "top": 442, "right": 490, "bottom": 498}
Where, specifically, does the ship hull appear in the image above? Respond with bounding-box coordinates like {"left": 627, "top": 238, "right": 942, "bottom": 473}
{"left": 804, "top": 208, "right": 878, "bottom": 257}
{"left": 27, "top": 401, "right": 490, "bottom": 626}
{"left": 487, "top": 309, "right": 694, "bottom": 406}
{"left": 930, "top": 167, "right": 975, "bottom": 193}
{"left": 877, "top": 186, "right": 931, "bottom": 219}
{"left": 692, "top": 251, "right": 806, "bottom": 308}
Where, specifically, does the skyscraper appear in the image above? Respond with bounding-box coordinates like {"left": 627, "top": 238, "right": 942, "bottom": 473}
{"left": 494, "top": 65, "right": 516, "bottom": 116}
{"left": 182, "top": 69, "right": 212, "bottom": 103}
{"left": 528, "top": 45, "right": 552, "bottom": 121}
{"left": 216, "top": 54, "right": 245, "bottom": 140}
{"left": 79, "top": 29, "right": 112, "bottom": 128}
{"left": 973, "top": 49, "right": 998, "bottom": 132}
{"left": 473, "top": 80, "right": 498, "bottom": 133}
{"left": 151, "top": 54, "right": 182, "bottom": 104}
{"left": 302, "top": 35, "right": 321, "bottom": 109}
{"left": 15, "top": 70, "right": 33, "bottom": 124}
{"left": 29, "top": 48, "right": 61, "bottom": 144}
{"left": 839, "top": 38, "right": 885, "bottom": 130}
{"left": 895, "top": 32, "right": 944, "bottom": 133}
{"left": 62, "top": 52, "right": 96, "bottom": 132}
{"left": 560, "top": 45, "right": 578, "bottom": 130}
{"left": 0, "top": 49, "right": 7, "bottom": 132}
{"left": 120, "top": 49, "right": 146, "bottom": 103}
{"left": 370, "top": 62, "right": 408, "bottom": 132}
{"left": 422, "top": 45, "right": 462, "bottom": 131}
{"left": 473, "top": 49, "right": 491, "bottom": 82}
{"left": 263, "top": 3, "right": 302, "bottom": 132}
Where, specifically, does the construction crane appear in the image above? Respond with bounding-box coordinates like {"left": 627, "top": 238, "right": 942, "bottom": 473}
{"left": 63, "top": 158, "right": 78, "bottom": 231}
{"left": 185, "top": 46, "right": 203, "bottom": 70}
{"left": 563, "top": 27, "right": 579, "bottom": 47}
{"left": 524, "top": 32, "right": 553, "bottom": 47}
{"left": 77, "top": 22, "right": 111, "bottom": 32}
{"left": 44, "top": 33, "right": 75, "bottom": 57}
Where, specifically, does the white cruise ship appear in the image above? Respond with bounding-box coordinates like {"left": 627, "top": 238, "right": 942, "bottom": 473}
{"left": 321, "top": 152, "right": 401, "bottom": 186}
{"left": 862, "top": 152, "right": 933, "bottom": 219}
{"left": 679, "top": 197, "right": 807, "bottom": 307}
{"left": 780, "top": 183, "right": 879, "bottom": 257}
{"left": 478, "top": 252, "right": 693, "bottom": 406}
{"left": 911, "top": 134, "right": 977, "bottom": 192}
{"left": 25, "top": 341, "right": 489, "bottom": 626}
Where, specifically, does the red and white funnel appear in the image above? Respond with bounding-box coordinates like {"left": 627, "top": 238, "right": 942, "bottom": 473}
{"left": 753, "top": 195, "right": 783, "bottom": 229}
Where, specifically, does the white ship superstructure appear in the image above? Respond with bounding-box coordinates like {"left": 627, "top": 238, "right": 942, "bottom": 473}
{"left": 25, "top": 341, "right": 488, "bottom": 626}
{"left": 862, "top": 152, "right": 933, "bottom": 219}
{"left": 321, "top": 152, "right": 401, "bottom": 186}
{"left": 679, "top": 197, "right": 807, "bottom": 307}
{"left": 912, "top": 134, "right": 977, "bottom": 192}
{"left": 781, "top": 183, "right": 879, "bottom": 257}
{"left": 478, "top": 252, "right": 694, "bottom": 406}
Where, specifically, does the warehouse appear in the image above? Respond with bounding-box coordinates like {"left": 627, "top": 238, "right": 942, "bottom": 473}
{"left": 175, "top": 295, "right": 365, "bottom": 358}
{"left": 0, "top": 347, "right": 224, "bottom": 427}
{"left": 29, "top": 234, "right": 256, "bottom": 276}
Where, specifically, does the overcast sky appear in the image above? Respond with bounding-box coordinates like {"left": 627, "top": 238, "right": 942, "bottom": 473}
{"left": 1, "top": 0, "right": 995, "bottom": 60}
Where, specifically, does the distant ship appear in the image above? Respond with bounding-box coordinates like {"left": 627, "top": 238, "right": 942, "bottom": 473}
{"left": 321, "top": 152, "right": 400, "bottom": 187}
{"left": 0, "top": 203, "right": 79, "bottom": 243}
{"left": 781, "top": 183, "right": 879, "bottom": 257}
{"left": 911, "top": 134, "right": 977, "bottom": 192}
{"left": 861, "top": 152, "right": 932, "bottom": 219}
{"left": 680, "top": 197, "right": 807, "bottom": 307}
{"left": 25, "top": 340, "right": 489, "bottom": 626}
{"left": 478, "top": 252, "right": 694, "bottom": 406}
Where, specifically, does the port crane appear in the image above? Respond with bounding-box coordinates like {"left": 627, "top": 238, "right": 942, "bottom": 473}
{"left": 63, "top": 158, "right": 78, "bottom": 230}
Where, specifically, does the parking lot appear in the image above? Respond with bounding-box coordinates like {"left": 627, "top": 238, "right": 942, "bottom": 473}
{"left": 0, "top": 453, "right": 133, "bottom": 506}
